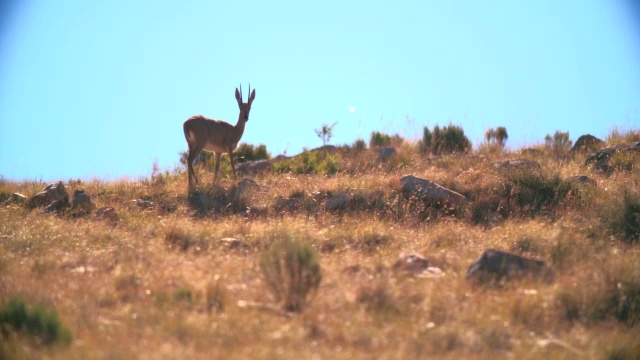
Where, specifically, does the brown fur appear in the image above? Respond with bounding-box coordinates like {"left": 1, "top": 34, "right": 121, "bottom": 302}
{"left": 183, "top": 87, "right": 255, "bottom": 192}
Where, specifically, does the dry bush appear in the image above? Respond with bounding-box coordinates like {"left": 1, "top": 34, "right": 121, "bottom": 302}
{"left": 259, "top": 237, "right": 322, "bottom": 312}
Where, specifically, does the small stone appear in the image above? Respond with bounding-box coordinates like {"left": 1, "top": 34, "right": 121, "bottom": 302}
{"left": 466, "top": 248, "right": 554, "bottom": 283}
{"left": 392, "top": 253, "right": 430, "bottom": 275}
{"left": 96, "top": 207, "right": 119, "bottom": 223}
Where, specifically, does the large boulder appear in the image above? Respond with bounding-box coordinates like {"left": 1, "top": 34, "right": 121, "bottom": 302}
{"left": 572, "top": 134, "right": 604, "bottom": 153}
{"left": 26, "top": 181, "right": 69, "bottom": 209}
{"left": 585, "top": 141, "right": 640, "bottom": 175}
{"left": 400, "top": 175, "right": 469, "bottom": 207}
{"left": 466, "top": 249, "right": 554, "bottom": 282}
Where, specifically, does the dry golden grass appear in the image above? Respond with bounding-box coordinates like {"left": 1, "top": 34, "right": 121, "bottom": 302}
{"left": 1, "top": 135, "right": 639, "bottom": 359}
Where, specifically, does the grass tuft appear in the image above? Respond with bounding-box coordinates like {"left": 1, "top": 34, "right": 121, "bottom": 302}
{"left": 259, "top": 237, "right": 322, "bottom": 313}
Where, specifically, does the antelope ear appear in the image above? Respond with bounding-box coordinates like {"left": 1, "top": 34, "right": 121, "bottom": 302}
{"left": 235, "top": 88, "right": 242, "bottom": 104}
{"left": 249, "top": 89, "right": 256, "bottom": 104}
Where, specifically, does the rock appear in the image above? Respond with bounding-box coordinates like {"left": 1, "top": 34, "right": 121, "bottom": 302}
{"left": 237, "top": 177, "right": 259, "bottom": 192}
{"left": 325, "top": 193, "right": 350, "bottom": 211}
{"left": 2, "top": 193, "right": 27, "bottom": 205}
{"left": 237, "top": 160, "right": 273, "bottom": 175}
{"left": 71, "top": 189, "right": 95, "bottom": 212}
{"left": 132, "top": 199, "right": 154, "bottom": 209}
{"left": 26, "top": 181, "right": 69, "bottom": 209}
{"left": 400, "top": 175, "right": 469, "bottom": 207}
{"left": 392, "top": 253, "right": 430, "bottom": 274}
{"left": 572, "top": 134, "right": 604, "bottom": 153}
{"left": 392, "top": 253, "right": 445, "bottom": 278}
{"left": 466, "top": 249, "right": 554, "bottom": 282}
{"left": 96, "top": 206, "right": 119, "bottom": 223}
{"left": 220, "top": 237, "right": 249, "bottom": 250}
{"left": 235, "top": 178, "right": 260, "bottom": 200}
{"left": 567, "top": 175, "right": 596, "bottom": 186}
{"left": 494, "top": 159, "right": 542, "bottom": 171}
{"left": 45, "top": 199, "right": 67, "bottom": 213}
{"left": 378, "top": 147, "right": 397, "bottom": 161}
{"left": 585, "top": 141, "right": 640, "bottom": 175}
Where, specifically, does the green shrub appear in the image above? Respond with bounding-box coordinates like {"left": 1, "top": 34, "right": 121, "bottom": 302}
{"left": 499, "top": 170, "right": 578, "bottom": 218}
{"left": 234, "top": 143, "right": 271, "bottom": 162}
{"left": 420, "top": 124, "right": 471, "bottom": 155}
{"left": 544, "top": 130, "right": 572, "bottom": 157}
{"left": 259, "top": 237, "right": 322, "bottom": 312}
{"left": 369, "top": 131, "right": 403, "bottom": 148}
{"left": 0, "top": 296, "right": 72, "bottom": 345}
{"left": 274, "top": 149, "right": 339, "bottom": 175}
{"left": 173, "top": 288, "right": 194, "bottom": 307}
{"left": 353, "top": 139, "right": 367, "bottom": 151}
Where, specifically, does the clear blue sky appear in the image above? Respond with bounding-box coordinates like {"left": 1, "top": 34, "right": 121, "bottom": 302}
{"left": 1, "top": 1, "right": 639, "bottom": 181}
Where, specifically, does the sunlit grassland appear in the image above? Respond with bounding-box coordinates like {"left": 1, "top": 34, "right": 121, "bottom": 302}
{"left": 1, "top": 132, "right": 639, "bottom": 359}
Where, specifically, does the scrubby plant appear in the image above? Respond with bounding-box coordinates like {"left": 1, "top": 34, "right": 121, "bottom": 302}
{"left": 544, "top": 130, "right": 572, "bottom": 157}
{"left": 606, "top": 128, "right": 640, "bottom": 145}
{"left": 419, "top": 124, "right": 472, "bottom": 155}
{"left": 499, "top": 170, "right": 579, "bottom": 218}
{"left": 353, "top": 139, "right": 367, "bottom": 151}
{"left": 206, "top": 280, "right": 227, "bottom": 312}
{"left": 369, "top": 131, "right": 403, "bottom": 148}
{"left": 607, "top": 190, "right": 640, "bottom": 244}
{"left": 483, "top": 126, "right": 508, "bottom": 151}
{"left": 356, "top": 282, "right": 401, "bottom": 316}
{"left": 259, "top": 237, "right": 322, "bottom": 312}
{"left": 0, "top": 296, "right": 72, "bottom": 345}
{"left": 234, "top": 143, "right": 271, "bottom": 162}
{"left": 556, "top": 261, "right": 640, "bottom": 326}
{"left": 273, "top": 149, "right": 339, "bottom": 175}
{"left": 314, "top": 122, "right": 337, "bottom": 147}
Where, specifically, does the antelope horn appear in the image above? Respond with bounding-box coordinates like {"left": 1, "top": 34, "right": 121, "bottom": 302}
{"left": 239, "top": 83, "right": 243, "bottom": 102}
{"left": 248, "top": 83, "right": 251, "bottom": 99}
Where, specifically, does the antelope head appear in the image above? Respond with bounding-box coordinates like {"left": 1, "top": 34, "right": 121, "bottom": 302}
{"left": 235, "top": 84, "right": 256, "bottom": 122}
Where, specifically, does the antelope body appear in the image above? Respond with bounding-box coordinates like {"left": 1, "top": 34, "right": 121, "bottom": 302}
{"left": 183, "top": 85, "right": 255, "bottom": 192}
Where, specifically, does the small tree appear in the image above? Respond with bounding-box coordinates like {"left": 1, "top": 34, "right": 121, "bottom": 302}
{"left": 485, "top": 126, "right": 508, "bottom": 148}
{"left": 495, "top": 126, "right": 508, "bottom": 147}
{"left": 545, "top": 131, "right": 572, "bottom": 154}
{"left": 315, "top": 122, "right": 337, "bottom": 147}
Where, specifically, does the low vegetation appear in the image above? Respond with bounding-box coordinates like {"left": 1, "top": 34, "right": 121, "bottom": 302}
{"left": 0, "top": 128, "right": 639, "bottom": 359}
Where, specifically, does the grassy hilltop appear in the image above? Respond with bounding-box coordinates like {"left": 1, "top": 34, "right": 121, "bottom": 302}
{"left": 1, "top": 129, "right": 639, "bottom": 359}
